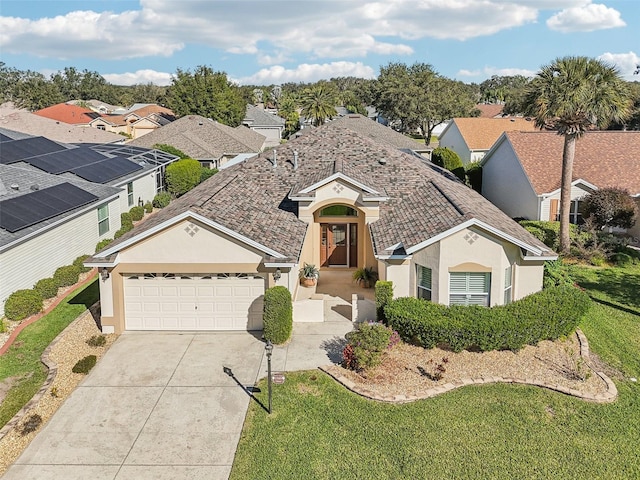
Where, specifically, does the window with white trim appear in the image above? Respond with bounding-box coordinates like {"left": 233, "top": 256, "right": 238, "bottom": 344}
{"left": 504, "top": 265, "right": 513, "bottom": 305}
{"left": 97, "top": 204, "right": 109, "bottom": 236}
{"left": 449, "top": 272, "right": 490, "bottom": 306}
{"left": 417, "top": 265, "right": 432, "bottom": 301}
{"left": 127, "top": 182, "right": 134, "bottom": 207}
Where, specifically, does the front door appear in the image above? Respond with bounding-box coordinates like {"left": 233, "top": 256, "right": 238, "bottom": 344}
{"left": 321, "top": 224, "right": 356, "bottom": 267}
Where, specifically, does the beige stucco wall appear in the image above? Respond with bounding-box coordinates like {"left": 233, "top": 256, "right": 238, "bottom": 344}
{"left": 99, "top": 218, "right": 282, "bottom": 333}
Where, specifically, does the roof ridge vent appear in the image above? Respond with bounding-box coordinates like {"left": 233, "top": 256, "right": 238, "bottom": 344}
{"left": 30, "top": 184, "right": 40, "bottom": 191}
{"left": 10, "top": 184, "right": 19, "bottom": 191}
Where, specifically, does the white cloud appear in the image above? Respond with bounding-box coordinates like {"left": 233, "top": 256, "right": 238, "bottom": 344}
{"left": 235, "top": 62, "right": 376, "bottom": 86}
{"left": 547, "top": 3, "right": 625, "bottom": 32}
{"left": 102, "top": 69, "right": 174, "bottom": 86}
{"left": 597, "top": 51, "right": 640, "bottom": 80}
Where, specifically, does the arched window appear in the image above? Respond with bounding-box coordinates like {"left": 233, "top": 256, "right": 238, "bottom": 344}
{"left": 319, "top": 205, "right": 358, "bottom": 217}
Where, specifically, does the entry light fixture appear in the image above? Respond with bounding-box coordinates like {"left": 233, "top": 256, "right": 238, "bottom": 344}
{"left": 100, "top": 267, "right": 110, "bottom": 281}
{"left": 273, "top": 267, "right": 282, "bottom": 281}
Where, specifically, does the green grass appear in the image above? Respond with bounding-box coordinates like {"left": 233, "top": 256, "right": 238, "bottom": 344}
{"left": 0, "top": 277, "right": 98, "bottom": 428}
{"left": 231, "top": 265, "right": 640, "bottom": 479}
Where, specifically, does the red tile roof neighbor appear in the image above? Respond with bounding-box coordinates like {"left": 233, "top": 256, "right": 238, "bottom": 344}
{"left": 505, "top": 130, "right": 640, "bottom": 195}
{"left": 453, "top": 117, "right": 538, "bottom": 150}
{"left": 34, "top": 103, "right": 99, "bottom": 125}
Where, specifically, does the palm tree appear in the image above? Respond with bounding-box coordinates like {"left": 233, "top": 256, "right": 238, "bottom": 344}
{"left": 300, "top": 85, "right": 337, "bottom": 127}
{"left": 523, "top": 56, "right": 632, "bottom": 254}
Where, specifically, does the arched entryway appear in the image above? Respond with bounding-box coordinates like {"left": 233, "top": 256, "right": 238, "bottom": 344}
{"left": 317, "top": 205, "right": 359, "bottom": 268}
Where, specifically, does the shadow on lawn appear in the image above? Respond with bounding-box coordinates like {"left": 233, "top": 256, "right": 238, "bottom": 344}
{"left": 574, "top": 269, "right": 640, "bottom": 314}
{"left": 68, "top": 279, "right": 99, "bottom": 308}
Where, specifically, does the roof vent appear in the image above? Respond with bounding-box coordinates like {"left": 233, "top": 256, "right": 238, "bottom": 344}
{"left": 271, "top": 150, "right": 277, "bottom": 168}
{"left": 293, "top": 150, "right": 299, "bottom": 170}
{"left": 30, "top": 184, "right": 39, "bottom": 191}
{"left": 10, "top": 184, "right": 19, "bottom": 191}
{"left": 378, "top": 158, "right": 387, "bottom": 165}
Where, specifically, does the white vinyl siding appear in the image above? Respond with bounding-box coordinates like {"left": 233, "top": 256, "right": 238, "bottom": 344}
{"left": 449, "top": 272, "right": 490, "bottom": 306}
{"left": 117, "top": 173, "right": 157, "bottom": 215}
{"left": 504, "top": 265, "right": 513, "bottom": 305}
{"left": 98, "top": 204, "right": 110, "bottom": 236}
{"left": 417, "top": 265, "right": 432, "bottom": 301}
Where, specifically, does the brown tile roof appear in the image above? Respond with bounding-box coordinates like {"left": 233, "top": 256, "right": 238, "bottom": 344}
{"left": 474, "top": 104, "right": 505, "bottom": 118}
{"left": 504, "top": 131, "right": 640, "bottom": 195}
{"left": 127, "top": 104, "right": 175, "bottom": 119}
{"left": 451, "top": 117, "right": 538, "bottom": 150}
{"left": 99, "top": 123, "right": 552, "bottom": 260}
{"left": 127, "top": 115, "right": 265, "bottom": 159}
{"left": 34, "top": 103, "right": 100, "bottom": 125}
{"left": 330, "top": 114, "right": 426, "bottom": 150}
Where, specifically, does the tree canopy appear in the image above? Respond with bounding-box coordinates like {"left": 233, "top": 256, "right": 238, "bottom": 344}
{"left": 582, "top": 188, "right": 638, "bottom": 230}
{"left": 300, "top": 83, "right": 338, "bottom": 127}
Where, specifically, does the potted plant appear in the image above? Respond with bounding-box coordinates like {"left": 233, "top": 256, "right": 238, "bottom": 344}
{"left": 352, "top": 266, "right": 379, "bottom": 288}
{"left": 299, "top": 263, "right": 319, "bottom": 287}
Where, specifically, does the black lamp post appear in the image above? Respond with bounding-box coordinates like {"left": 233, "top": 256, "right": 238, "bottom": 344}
{"left": 265, "top": 340, "right": 273, "bottom": 414}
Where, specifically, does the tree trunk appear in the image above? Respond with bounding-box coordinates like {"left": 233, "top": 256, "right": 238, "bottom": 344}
{"left": 559, "top": 133, "right": 577, "bottom": 254}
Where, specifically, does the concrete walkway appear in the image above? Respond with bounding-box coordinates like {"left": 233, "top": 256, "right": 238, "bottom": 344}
{"left": 4, "top": 318, "right": 355, "bottom": 480}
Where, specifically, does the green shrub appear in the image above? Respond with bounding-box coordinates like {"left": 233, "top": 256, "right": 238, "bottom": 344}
{"left": 20, "top": 413, "right": 42, "bottom": 436}
{"left": 611, "top": 253, "right": 634, "bottom": 267}
{"left": 465, "top": 161, "right": 482, "bottom": 192}
{"left": 114, "top": 226, "right": 130, "bottom": 239}
{"left": 375, "top": 281, "right": 393, "bottom": 323}
{"left": 543, "top": 260, "right": 574, "bottom": 289}
{"left": 86, "top": 335, "right": 106, "bottom": 347}
{"left": 519, "top": 220, "right": 584, "bottom": 251}
{"left": 153, "top": 143, "right": 189, "bottom": 159}
{"left": 165, "top": 158, "right": 202, "bottom": 197}
{"left": 153, "top": 191, "right": 171, "bottom": 208}
{"left": 73, "top": 254, "right": 91, "bottom": 273}
{"left": 95, "top": 238, "right": 112, "bottom": 253}
{"left": 33, "top": 278, "right": 59, "bottom": 300}
{"left": 4, "top": 289, "right": 43, "bottom": 321}
{"left": 53, "top": 265, "right": 81, "bottom": 288}
{"left": 144, "top": 201, "right": 153, "bottom": 214}
{"left": 344, "top": 322, "right": 398, "bottom": 370}
{"left": 120, "top": 212, "right": 133, "bottom": 228}
{"left": 263, "top": 286, "right": 293, "bottom": 344}
{"left": 431, "top": 147, "right": 465, "bottom": 181}
{"left": 129, "top": 205, "right": 144, "bottom": 221}
{"left": 385, "top": 286, "right": 590, "bottom": 353}
{"left": 200, "top": 167, "right": 218, "bottom": 183}
{"left": 72, "top": 355, "right": 97, "bottom": 374}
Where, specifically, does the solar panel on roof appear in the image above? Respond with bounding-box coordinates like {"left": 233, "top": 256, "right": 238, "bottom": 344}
{"left": 0, "top": 133, "right": 14, "bottom": 142}
{"left": 0, "top": 136, "right": 68, "bottom": 164}
{"left": 27, "top": 147, "right": 107, "bottom": 174}
{"left": 0, "top": 182, "right": 98, "bottom": 233}
{"left": 70, "top": 156, "right": 143, "bottom": 183}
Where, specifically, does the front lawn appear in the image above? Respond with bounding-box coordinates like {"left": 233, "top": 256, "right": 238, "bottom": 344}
{"left": 231, "top": 264, "right": 640, "bottom": 479}
{"left": 0, "top": 277, "right": 99, "bottom": 428}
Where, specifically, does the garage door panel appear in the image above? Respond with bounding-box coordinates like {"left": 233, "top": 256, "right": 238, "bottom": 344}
{"left": 124, "top": 274, "right": 264, "bottom": 331}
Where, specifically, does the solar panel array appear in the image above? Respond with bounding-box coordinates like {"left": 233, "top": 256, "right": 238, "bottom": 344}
{"left": 70, "top": 156, "right": 143, "bottom": 183}
{"left": 0, "top": 182, "right": 98, "bottom": 233}
{"left": 0, "top": 136, "right": 68, "bottom": 164}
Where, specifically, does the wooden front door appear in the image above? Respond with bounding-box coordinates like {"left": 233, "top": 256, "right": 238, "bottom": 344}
{"left": 321, "top": 223, "right": 357, "bottom": 267}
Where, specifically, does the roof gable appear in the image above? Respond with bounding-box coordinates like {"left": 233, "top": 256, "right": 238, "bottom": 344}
{"left": 34, "top": 103, "right": 99, "bottom": 125}
{"left": 450, "top": 117, "right": 538, "bottom": 150}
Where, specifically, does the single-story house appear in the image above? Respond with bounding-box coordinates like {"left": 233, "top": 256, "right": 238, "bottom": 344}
{"left": 87, "top": 122, "right": 555, "bottom": 334}
{"left": 34, "top": 103, "right": 101, "bottom": 126}
{"left": 481, "top": 130, "right": 640, "bottom": 238}
{"left": 243, "top": 104, "right": 285, "bottom": 148}
{"left": 0, "top": 130, "right": 179, "bottom": 314}
{"left": 439, "top": 117, "right": 538, "bottom": 164}
{"left": 128, "top": 115, "right": 266, "bottom": 169}
{"left": 88, "top": 104, "right": 175, "bottom": 139}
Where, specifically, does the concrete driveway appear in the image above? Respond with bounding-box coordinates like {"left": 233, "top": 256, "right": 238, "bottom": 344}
{"left": 4, "top": 317, "right": 354, "bottom": 480}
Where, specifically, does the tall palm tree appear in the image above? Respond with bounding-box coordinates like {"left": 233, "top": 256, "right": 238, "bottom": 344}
{"left": 523, "top": 56, "right": 632, "bottom": 254}
{"left": 300, "top": 85, "right": 337, "bottom": 127}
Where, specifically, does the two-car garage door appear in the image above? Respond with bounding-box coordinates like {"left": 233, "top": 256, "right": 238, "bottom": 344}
{"left": 124, "top": 273, "right": 264, "bottom": 331}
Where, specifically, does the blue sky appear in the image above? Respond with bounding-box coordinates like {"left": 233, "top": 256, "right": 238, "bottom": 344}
{"left": 1, "top": 0, "right": 638, "bottom": 86}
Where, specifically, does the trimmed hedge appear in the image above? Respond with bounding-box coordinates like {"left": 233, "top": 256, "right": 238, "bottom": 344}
{"left": 53, "top": 265, "right": 82, "bottom": 288}
{"left": 153, "top": 191, "right": 171, "bottom": 209}
{"left": 4, "top": 289, "right": 43, "bottom": 321}
{"left": 95, "top": 238, "right": 112, "bottom": 253}
{"left": 519, "top": 220, "right": 585, "bottom": 251}
{"left": 431, "top": 147, "right": 465, "bottom": 181}
{"left": 385, "top": 286, "right": 590, "bottom": 352}
{"left": 263, "top": 286, "right": 293, "bottom": 344}
{"left": 375, "top": 281, "right": 393, "bottom": 323}
{"left": 144, "top": 201, "right": 153, "bottom": 214}
{"left": 120, "top": 212, "right": 133, "bottom": 228}
{"left": 73, "top": 254, "right": 92, "bottom": 273}
{"left": 72, "top": 355, "right": 97, "bottom": 374}
{"left": 129, "top": 205, "right": 144, "bottom": 221}
{"left": 33, "top": 278, "right": 59, "bottom": 300}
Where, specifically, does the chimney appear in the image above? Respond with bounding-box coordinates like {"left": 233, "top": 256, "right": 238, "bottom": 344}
{"left": 293, "top": 150, "right": 299, "bottom": 170}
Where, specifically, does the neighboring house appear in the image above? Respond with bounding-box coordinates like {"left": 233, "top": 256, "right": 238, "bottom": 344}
{"left": 481, "top": 131, "right": 640, "bottom": 238}
{"left": 0, "top": 129, "right": 179, "bottom": 314}
{"left": 439, "top": 117, "right": 538, "bottom": 164}
{"left": 89, "top": 104, "right": 176, "bottom": 139}
{"left": 475, "top": 103, "right": 506, "bottom": 118}
{"left": 128, "top": 115, "right": 266, "bottom": 169}
{"left": 0, "top": 164, "right": 121, "bottom": 315}
{"left": 67, "top": 99, "right": 123, "bottom": 115}
{"left": 243, "top": 104, "right": 285, "bottom": 148}
{"left": 0, "top": 105, "right": 124, "bottom": 144}
{"left": 34, "top": 103, "right": 101, "bottom": 126}
{"left": 87, "top": 122, "right": 554, "bottom": 334}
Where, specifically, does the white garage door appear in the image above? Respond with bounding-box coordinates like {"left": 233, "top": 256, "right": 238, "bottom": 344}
{"left": 124, "top": 273, "right": 264, "bottom": 331}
